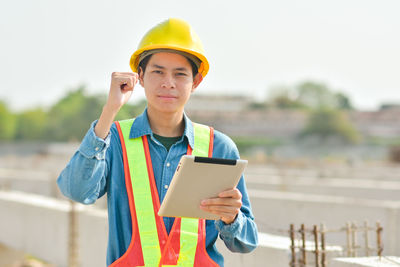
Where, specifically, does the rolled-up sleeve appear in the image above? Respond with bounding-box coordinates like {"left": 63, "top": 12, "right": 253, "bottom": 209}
{"left": 57, "top": 121, "right": 110, "bottom": 204}
{"left": 212, "top": 130, "right": 259, "bottom": 253}
{"left": 214, "top": 179, "right": 259, "bottom": 253}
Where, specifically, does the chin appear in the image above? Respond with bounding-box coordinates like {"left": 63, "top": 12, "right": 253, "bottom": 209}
{"left": 152, "top": 104, "right": 182, "bottom": 114}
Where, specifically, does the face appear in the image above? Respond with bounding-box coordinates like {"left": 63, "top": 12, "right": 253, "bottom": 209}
{"left": 139, "top": 52, "right": 202, "bottom": 115}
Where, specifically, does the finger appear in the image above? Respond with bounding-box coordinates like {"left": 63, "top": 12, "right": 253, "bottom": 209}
{"left": 201, "top": 198, "right": 242, "bottom": 207}
{"left": 116, "top": 77, "right": 134, "bottom": 91}
{"left": 201, "top": 205, "right": 239, "bottom": 214}
{"left": 117, "top": 72, "right": 137, "bottom": 76}
{"left": 120, "top": 82, "right": 131, "bottom": 91}
{"left": 218, "top": 188, "right": 242, "bottom": 199}
{"left": 112, "top": 72, "right": 138, "bottom": 80}
{"left": 112, "top": 72, "right": 137, "bottom": 77}
{"left": 200, "top": 206, "right": 238, "bottom": 219}
{"left": 112, "top": 73, "right": 133, "bottom": 81}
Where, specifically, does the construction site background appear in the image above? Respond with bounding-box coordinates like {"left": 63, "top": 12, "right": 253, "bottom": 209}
{"left": 2, "top": 93, "right": 400, "bottom": 266}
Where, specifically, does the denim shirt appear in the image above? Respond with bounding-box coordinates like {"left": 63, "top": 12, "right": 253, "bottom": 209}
{"left": 57, "top": 109, "right": 258, "bottom": 266}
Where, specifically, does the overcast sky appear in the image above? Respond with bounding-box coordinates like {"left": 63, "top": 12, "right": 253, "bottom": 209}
{"left": 1, "top": 0, "right": 399, "bottom": 111}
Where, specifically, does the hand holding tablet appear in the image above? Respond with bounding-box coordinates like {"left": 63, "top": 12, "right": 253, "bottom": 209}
{"left": 158, "top": 155, "right": 248, "bottom": 220}
{"left": 200, "top": 187, "right": 243, "bottom": 224}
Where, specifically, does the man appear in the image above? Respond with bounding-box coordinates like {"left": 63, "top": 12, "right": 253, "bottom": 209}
{"left": 57, "top": 18, "right": 258, "bottom": 266}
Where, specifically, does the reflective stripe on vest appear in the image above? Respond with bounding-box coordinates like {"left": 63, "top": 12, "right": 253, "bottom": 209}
{"left": 111, "top": 119, "right": 219, "bottom": 267}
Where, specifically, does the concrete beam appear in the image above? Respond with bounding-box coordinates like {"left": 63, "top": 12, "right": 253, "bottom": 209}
{"left": 246, "top": 174, "right": 400, "bottom": 200}
{"left": 249, "top": 189, "right": 400, "bottom": 256}
{"left": 330, "top": 257, "right": 400, "bottom": 267}
{"left": 2, "top": 190, "right": 399, "bottom": 266}
{"left": 0, "top": 190, "right": 342, "bottom": 267}
{"left": 0, "top": 191, "right": 107, "bottom": 267}
{"left": 246, "top": 164, "right": 400, "bottom": 181}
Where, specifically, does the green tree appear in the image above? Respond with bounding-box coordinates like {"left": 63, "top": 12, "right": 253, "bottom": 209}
{"left": 265, "top": 82, "right": 353, "bottom": 111}
{"left": 45, "top": 86, "right": 104, "bottom": 141}
{"left": 266, "top": 86, "right": 305, "bottom": 109}
{"left": 300, "top": 108, "right": 360, "bottom": 144}
{"left": 44, "top": 86, "right": 147, "bottom": 141}
{"left": 334, "top": 92, "right": 353, "bottom": 110}
{"left": 0, "top": 101, "right": 16, "bottom": 140}
{"left": 15, "top": 108, "right": 47, "bottom": 140}
{"left": 295, "top": 81, "right": 353, "bottom": 110}
{"left": 115, "top": 100, "right": 147, "bottom": 121}
{"left": 296, "top": 81, "right": 337, "bottom": 109}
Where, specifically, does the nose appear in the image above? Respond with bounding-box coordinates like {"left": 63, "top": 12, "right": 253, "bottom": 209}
{"left": 161, "top": 73, "right": 175, "bottom": 89}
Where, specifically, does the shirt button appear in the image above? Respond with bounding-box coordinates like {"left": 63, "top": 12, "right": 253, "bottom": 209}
{"left": 95, "top": 147, "right": 99, "bottom": 151}
{"left": 164, "top": 185, "right": 169, "bottom": 189}
{"left": 166, "top": 162, "right": 170, "bottom": 167}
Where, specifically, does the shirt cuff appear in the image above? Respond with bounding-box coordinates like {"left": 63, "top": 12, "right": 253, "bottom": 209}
{"left": 215, "top": 210, "right": 245, "bottom": 240}
{"left": 78, "top": 120, "right": 111, "bottom": 160}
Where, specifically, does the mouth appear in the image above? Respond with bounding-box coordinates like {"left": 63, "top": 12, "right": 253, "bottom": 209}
{"left": 158, "top": 95, "right": 177, "bottom": 100}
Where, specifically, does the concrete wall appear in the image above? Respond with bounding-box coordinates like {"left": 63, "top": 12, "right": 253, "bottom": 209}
{"left": 245, "top": 174, "right": 400, "bottom": 200}
{"left": 0, "top": 190, "right": 345, "bottom": 267}
{"left": 0, "top": 175, "right": 56, "bottom": 197}
{"left": 77, "top": 208, "right": 108, "bottom": 267}
{"left": 330, "top": 257, "right": 400, "bottom": 267}
{"left": 0, "top": 191, "right": 71, "bottom": 266}
{"left": 2, "top": 189, "right": 399, "bottom": 266}
{"left": 249, "top": 189, "right": 400, "bottom": 256}
{"left": 0, "top": 168, "right": 107, "bottom": 209}
{"left": 245, "top": 164, "right": 400, "bottom": 181}
{"left": 0, "top": 191, "right": 107, "bottom": 267}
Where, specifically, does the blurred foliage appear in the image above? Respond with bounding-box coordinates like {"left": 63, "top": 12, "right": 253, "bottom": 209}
{"left": 365, "top": 137, "right": 400, "bottom": 146}
{"left": 233, "top": 136, "right": 283, "bottom": 153}
{"left": 0, "top": 81, "right": 365, "bottom": 144}
{"left": 334, "top": 92, "right": 353, "bottom": 110}
{"left": 299, "top": 108, "right": 361, "bottom": 144}
{"left": 15, "top": 108, "right": 47, "bottom": 140}
{"left": 254, "top": 82, "right": 358, "bottom": 144}
{"left": 247, "top": 101, "right": 269, "bottom": 110}
{"left": 115, "top": 99, "right": 146, "bottom": 121}
{"left": 259, "top": 81, "right": 354, "bottom": 111}
{"left": 45, "top": 86, "right": 105, "bottom": 141}
{"left": 0, "top": 101, "right": 17, "bottom": 140}
{"left": 0, "top": 85, "right": 146, "bottom": 141}
{"left": 379, "top": 103, "right": 400, "bottom": 110}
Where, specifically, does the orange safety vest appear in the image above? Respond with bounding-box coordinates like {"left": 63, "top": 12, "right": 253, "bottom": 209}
{"left": 111, "top": 119, "right": 219, "bottom": 267}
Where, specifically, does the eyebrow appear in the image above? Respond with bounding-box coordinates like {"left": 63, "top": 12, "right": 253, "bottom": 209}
{"left": 151, "top": 64, "right": 189, "bottom": 72}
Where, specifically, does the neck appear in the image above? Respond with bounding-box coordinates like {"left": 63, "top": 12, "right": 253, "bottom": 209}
{"left": 146, "top": 107, "right": 185, "bottom": 137}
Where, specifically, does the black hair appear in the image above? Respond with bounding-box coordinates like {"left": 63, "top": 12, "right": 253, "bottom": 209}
{"left": 138, "top": 54, "right": 199, "bottom": 78}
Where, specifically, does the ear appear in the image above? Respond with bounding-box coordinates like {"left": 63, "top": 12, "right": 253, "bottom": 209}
{"left": 191, "top": 73, "right": 203, "bottom": 93}
{"left": 138, "top": 67, "right": 145, "bottom": 87}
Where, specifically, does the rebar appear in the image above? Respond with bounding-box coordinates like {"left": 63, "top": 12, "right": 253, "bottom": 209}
{"left": 313, "top": 225, "right": 320, "bottom": 267}
{"left": 320, "top": 224, "right": 326, "bottom": 267}
{"left": 290, "top": 224, "right": 296, "bottom": 267}
{"left": 351, "top": 222, "right": 357, "bottom": 257}
{"left": 377, "top": 222, "right": 383, "bottom": 258}
{"left": 300, "top": 224, "right": 307, "bottom": 267}
{"left": 68, "top": 200, "right": 79, "bottom": 267}
{"left": 364, "top": 221, "right": 370, "bottom": 256}
{"left": 288, "top": 221, "right": 384, "bottom": 267}
{"left": 346, "top": 222, "right": 352, "bottom": 257}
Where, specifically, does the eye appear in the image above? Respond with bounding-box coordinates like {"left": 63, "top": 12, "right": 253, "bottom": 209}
{"left": 152, "top": 70, "right": 163, "bottom": 74}
{"left": 176, "top": 72, "right": 187, "bottom": 76}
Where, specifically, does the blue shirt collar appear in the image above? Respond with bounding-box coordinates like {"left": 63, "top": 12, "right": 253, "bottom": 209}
{"left": 129, "top": 108, "right": 195, "bottom": 149}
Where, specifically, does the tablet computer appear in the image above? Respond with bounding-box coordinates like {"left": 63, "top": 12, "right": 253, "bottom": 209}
{"left": 158, "top": 155, "right": 248, "bottom": 220}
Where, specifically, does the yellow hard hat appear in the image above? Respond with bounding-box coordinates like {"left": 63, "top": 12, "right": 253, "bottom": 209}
{"left": 130, "top": 18, "right": 209, "bottom": 78}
